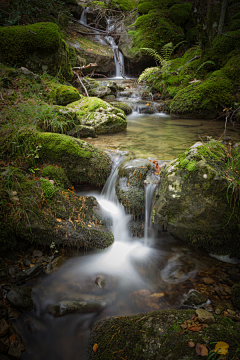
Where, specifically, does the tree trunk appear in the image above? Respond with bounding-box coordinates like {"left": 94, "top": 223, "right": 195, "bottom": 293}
{"left": 218, "top": 0, "right": 228, "bottom": 35}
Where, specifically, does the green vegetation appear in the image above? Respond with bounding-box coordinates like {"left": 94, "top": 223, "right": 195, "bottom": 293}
{"left": 108, "top": 0, "right": 137, "bottom": 11}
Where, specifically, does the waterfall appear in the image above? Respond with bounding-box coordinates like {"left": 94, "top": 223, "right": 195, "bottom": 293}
{"left": 79, "top": 7, "right": 88, "bottom": 25}
{"left": 78, "top": 9, "right": 125, "bottom": 78}
{"left": 144, "top": 183, "right": 156, "bottom": 244}
{"left": 105, "top": 18, "right": 125, "bottom": 78}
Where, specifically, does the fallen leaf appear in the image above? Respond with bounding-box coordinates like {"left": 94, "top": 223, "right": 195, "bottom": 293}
{"left": 196, "top": 343, "right": 208, "bottom": 356}
{"left": 8, "top": 334, "right": 16, "bottom": 344}
{"left": 214, "top": 341, "right": 229, "bottom": 355}
{"left": 30, "top": 264, "right": 35, "bottom": 268}
{"left": 188, "top": 341, "right": 195, "bottom": 348}
{"left": 93, "top": 343, "right": 98, "bottom": 352}
{"left": 188, "top": 326, "right": 202, "bottom": 332}
{"left": 56, "top": 218, "right": 63, "bottom": 222}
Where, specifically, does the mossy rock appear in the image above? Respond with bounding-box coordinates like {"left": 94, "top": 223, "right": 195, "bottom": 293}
{"left": 170, "top": 70, "right": 234, "bottom": 118}
{"left": 16, "top": 129, "right": 112, "bottom": 186}
{"left": 109, "top": 101, "right": 132, "bottom": 115}
{"left": 41, "top": 165, "right": 71, "bottom": 189}
{"left": 229, "top": 19, "right": 240, "bottom": 31}
{"left": 154, "top": 140, "right": 240, "bottom": 257}
{"left": 169, "top": 2, "right": 192, "bottom": 26}
{"left": 0, "top": 22, "right": 73, "bottom": 80}
{"left": 0, "top": 166, "right": 114, "bottom": 253}
{"left": 116, "top": 159, "right": 155, "bottom": 218}
{"left": 108, "top": 0, "right": 137, "bottom": 11}
{"left": 203, "top": 29, "right": 240, "bottom": 68}
{"left": 87, "top": 309, "right": 240, "bottom": 359}
{"left": 50, "top": 85, "right": 81, "bottom": 106}
{"left": 221, "top": 55, "right": 240, "bottom": 84}
{"left": 137, "top": 1, "right": 155, "bottom": 14}
{"left": 66, "top": 97, "right": 127, "bottom": 136}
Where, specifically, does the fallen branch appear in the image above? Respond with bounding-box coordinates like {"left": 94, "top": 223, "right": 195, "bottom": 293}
{"left": 73, "top": 63, "right": 97, "bottom": 70}
{"left": 73, "top": 71, "right": 89, "bottom": 97}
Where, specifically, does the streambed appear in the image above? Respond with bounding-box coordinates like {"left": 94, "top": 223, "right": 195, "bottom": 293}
{"left": 14, "top": 80, "right": 240, "bottom": 360}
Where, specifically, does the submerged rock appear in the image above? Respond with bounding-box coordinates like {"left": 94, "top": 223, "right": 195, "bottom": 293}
{"left": 154, "top": 140, "right": 240, "bottom": 257}
{"left": 86, "top": 309, "right": 240, "bottom": 359}
{"left": 183, "top": 290, "right": 208, "bottom": 307}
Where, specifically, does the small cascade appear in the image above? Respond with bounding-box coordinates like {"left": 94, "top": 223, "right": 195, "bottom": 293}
{"left": 104, "top": 18, "right": 125, "bottom": 78}
{"left": 79, "top": 7, "right": 88, "bottom": 25}
{"left": 144, "top": 183, "right": 156, "bottom": 244}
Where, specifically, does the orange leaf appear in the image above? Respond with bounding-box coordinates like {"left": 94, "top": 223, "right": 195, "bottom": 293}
{"left": 30, "top": 264, "right": 35, "bottom": 268}
{"left": 188, "top": 341, "right": 195, "bottom": 348}
{"left": 93, "top": 343, "right": 98, "bottom": 352}
{"left": 188, "top": 326, "right": 202, "bottom": 332}
{"left": 196, "top": 343, "right": 208, "bottom": 356}
{"left": 9, "top": 335, "right": 16, "bottom": 344}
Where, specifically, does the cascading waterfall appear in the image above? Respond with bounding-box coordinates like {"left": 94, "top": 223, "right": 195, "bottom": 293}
{"left": 105, "top": 18, "right": 125, "bottom": 78}
{"left": 78, "top": 9, "right": 125, "bottom": 78}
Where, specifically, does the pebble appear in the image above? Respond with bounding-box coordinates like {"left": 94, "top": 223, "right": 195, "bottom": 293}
{"left": 202, "top": 277, "right": 215, "bottom": 285}
{"left": 33, "top": 250, "right": 43, "bottom": 257}
{"left": 196, "top": 308, "right": 215, "bottom": 325}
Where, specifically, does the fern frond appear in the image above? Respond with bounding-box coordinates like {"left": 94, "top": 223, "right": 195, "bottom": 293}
{"left": 138, "top": 67, "right": 160, "bottom": 83}
{"left": 195, "top": 61, "right": 215, "bottom": 76}
{"left": 141, "top": 48, "right": 166, "bottom": 66}
{"left": 161, "top": 42, "right": 174, "bottom": 62}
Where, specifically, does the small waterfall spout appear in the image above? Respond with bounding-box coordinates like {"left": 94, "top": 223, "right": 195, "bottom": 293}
{"left": 144, "top": 183, "right": 156, "bottom": 244}
{"left": 79, "top": 7, "right": 88, "bottom": 25}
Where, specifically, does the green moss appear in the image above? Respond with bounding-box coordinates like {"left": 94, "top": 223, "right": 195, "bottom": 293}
{"left": 187, "top": 160, "right": 197, "bottom": 171}
{"left": 221, "top": 55, "right": 240, "bottom": 84}
{"left": 137, "top": 2, "right": 155, "bottom": 14}
{"left": 170, "top": 70, "right": 234, "bottom": 117}
{"left": 41, "top": 178, "right": 55, "bottom": 201}
{"left": 41, "top": 165, "right": 70, "bottom": 189}
{"left": 92, "top": 1, "right": 108, "bottom": 8}
{"left": 50, "top": 85, "right": 81, "bottom": 106}
{"left": 169, "top": 2, "right": 192, "bottom": 26}
{"left": 109, "top": 0, "right": 137, "bottom": 11}
{"left": 0, "top": 22, "right": 60, "bottom": 67}
{"left": 129, "top": 12, "right": 184, "bottom": 55}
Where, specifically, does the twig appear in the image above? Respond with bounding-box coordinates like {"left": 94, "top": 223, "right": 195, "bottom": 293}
{"left": 73, "top": 71, "right": 89, "bottom": 97}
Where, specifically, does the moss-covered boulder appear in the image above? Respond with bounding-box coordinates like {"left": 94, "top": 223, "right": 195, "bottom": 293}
{"left": 108, "top": 0, "right": 137, "bottom": 11}
{"left": 116, "top": 159, "right": 155, "bottom": 218}
{"left": 66, "top": 97, "right": 127, "bottom": 137}
{"left": 50, "top": 85, "right": 81, "bottom": 106}
{"left": 16, "top": 129, "right": 112, "bottom": 185}
{"left": 0, "top": 166, "right": 114, "bottom": 253}
{"left": 41, "top": 165, "right": 71, "bottom": 189}
{"left": 87, "top": 309, "right": 240, "bottom": 359}
{"left": 86, "top": 80, "right": 118, "bottom": 98}
{"left": 110, "top": 101, "right": 133, "bottom": 115}
{"left": 118, "top": 11, "right": 184, "bottom": 73}
{"left": 154, "top": 140, "right": 240, "bottom": 257}
{"left": 170, "top": 70, "right": 234, "bottom": 119}
{"left": 0, "top": 22, "right": 73, "bottom": 80}
{"left": 169, "top": 2, "right": 192, "bottom": 27}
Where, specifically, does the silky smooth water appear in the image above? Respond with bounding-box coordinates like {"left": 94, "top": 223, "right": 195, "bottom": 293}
{"left": 86, "top": 111, "right": 240, "bottom": 159}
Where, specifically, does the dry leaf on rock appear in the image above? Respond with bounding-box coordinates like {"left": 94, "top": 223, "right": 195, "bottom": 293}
{"left": 196, "top": 343, "right": 208, "bottom": 356}
{"left": 93, "top": 343, "right": 98, "bottom": 352}
{"left": 188, "top": 326, "right": 202, "bottom": 332}
{"left": 214, "top": 341, "right": 229, "bottom": 355}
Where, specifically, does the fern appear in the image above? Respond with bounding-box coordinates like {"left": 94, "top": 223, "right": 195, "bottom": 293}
{"left": 141, "top": 41, "right": 186, "bottom": 67}
{"left": 138, "top": 67, "right": 160, "bottom": 83}
{"left": 195, "top": 61, "right": 215, "bottom": 76}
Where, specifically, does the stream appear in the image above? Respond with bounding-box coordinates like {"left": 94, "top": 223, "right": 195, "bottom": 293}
{"left": 14, "top": 12, "right": 240, "bottom": 360}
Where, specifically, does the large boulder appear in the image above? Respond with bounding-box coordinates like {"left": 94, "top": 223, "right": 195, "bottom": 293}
{"left": 0, "top": 166, "right": 114, "bottom": 252}
{"left": 16, "top": 129, "right": 112, "bottom": 185}
{"left": 116, "top": 159, "right": 155, "bottom": 218}
{"left": 67, "top": 97, "right": 127, "bottom": 137}
{"left": 170, "top": 70, "right": 234, "bottom": 119}
{"left": 0, "top": 22, "right": 73, "bottom": 80}
{"left": 87, "top": 309, "right": 240, "bottom": 360}
{"left": 154, "top": 140, "right": 240, "bottom": 257}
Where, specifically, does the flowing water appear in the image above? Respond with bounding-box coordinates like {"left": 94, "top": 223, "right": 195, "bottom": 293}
{"left": 15, "top": 15, "right": 240, "bottom": 359}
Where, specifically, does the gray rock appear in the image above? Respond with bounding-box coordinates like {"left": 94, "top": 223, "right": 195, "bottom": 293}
{"left": 7, "top": 287, "right": 33, "bottom": 310}
{"left": 22, "top": 259, "right": 31, "bottom": 267}
{"left": 196, "top": 308, "right": 215, "bottom": 324}
{"left": 49, "top": 299, "right": 107, "bottom": 316}
{"left": 18, "top": 67, "right": 40, "bottom": 82}
{"left": 183, "top": 290, "right": 208, "bottom": 307}
{"left": 16, "top": 263, "right": 42, "bottom": 283}
{"left": 116, "top": 159, "right": 155, "bottom": 217}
